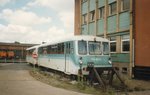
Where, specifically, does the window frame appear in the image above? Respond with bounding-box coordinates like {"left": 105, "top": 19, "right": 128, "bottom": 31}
{"left": 78, "top": 40, "right": 87, "bottom": 55}
{"left": 82, "top": 14, "right": 87, "bottom": 24}
{"left": 121, "top": 0, "right": 130, "bottom": 12}
{"left": 110, "top": 37, "right": 117, "bottom": 53}
{"left": 102, "top": 42, "right": 110, "bottom": 55}
{"left": 89, "top": 10, "right": 95, "bottom": 22}
{"left": 43, "top": 47, "right": 48, "bottom": 54}
{"left": 121, "top": 35, "right": 130, "bottom": 53}
{"left": 28, "top": 49, "right": 34, "bottom": 55}
{"left": 82, "top": 0, "right": 87, "bottom": 3}
{"left": 38, "top": 47, "right": 43, "bottom": 54}
{"left": 109, "top": 2, "right": 117, "bottom": 16}
{"left": 58, "top": 43, "right": 64, "bottom": 54}
{"left": 88, "top": 41, "right": 102, "bottom": 55}
{"left": 98, "top": 6, "right": 105, "bottom": 19}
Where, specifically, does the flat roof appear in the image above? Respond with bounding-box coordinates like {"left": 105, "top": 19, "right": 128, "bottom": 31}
{"left": 0, "top": 42, "right": 38, "bottom": 47}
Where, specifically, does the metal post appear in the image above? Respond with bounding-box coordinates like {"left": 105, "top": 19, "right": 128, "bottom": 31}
{"left": 13, "top": 58, "right": 14, "bottom": 64}
{"left": 33, "top": 58, "right": 36, "bottom": 71}
{"left": 5, "top": 58, "right": 6, "bottom": 63}
{"left": 20, "top": 58, "right": 21, "bottom": 64}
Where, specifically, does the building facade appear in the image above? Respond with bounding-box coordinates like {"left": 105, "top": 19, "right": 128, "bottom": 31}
{"left": 75, "top": 0, "right": 133, "bottom": 76}
{"left": 0, "top": 42, "right": 37, "bottom": 63}
{"left": 134, "top": 0, "right": 150, "bottom": 79}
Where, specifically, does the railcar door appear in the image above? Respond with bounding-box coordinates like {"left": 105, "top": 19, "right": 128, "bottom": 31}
{"left": 65, "top": 42, "right": 71, "bottom": 74}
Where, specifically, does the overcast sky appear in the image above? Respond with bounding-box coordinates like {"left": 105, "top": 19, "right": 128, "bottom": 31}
{"left": 0, "top": 0, "right": 74, "bottom": 44}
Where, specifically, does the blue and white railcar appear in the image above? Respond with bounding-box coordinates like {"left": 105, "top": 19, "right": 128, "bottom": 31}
{"left": 26, "top": 45, "right": 39, "bottom": 64}
{"left": 37, "top": 35, "right": 112, "bottom": 75}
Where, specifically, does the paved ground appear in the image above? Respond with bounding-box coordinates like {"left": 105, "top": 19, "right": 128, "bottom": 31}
{"left": 0, "top": 63, "right": 89, "bottom": 95}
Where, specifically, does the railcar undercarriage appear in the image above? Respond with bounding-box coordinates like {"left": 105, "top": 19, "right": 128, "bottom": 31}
{"left": 78, "top": 64, "right": 126, "bottom": 91}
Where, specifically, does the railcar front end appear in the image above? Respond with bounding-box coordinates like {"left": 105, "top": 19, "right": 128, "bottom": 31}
{"left": 73, "top": 39, "right": 112, "bottom": 75}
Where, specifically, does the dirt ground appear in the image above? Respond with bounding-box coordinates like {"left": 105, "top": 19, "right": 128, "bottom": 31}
{"left": 0, "top": 63, "right": 150, "bottom": 95}
{"left": 0, "top": 63, "right": 89, "bottom": 95}
{"left": 29, "top": 66, "right": 150, "bottom": 95}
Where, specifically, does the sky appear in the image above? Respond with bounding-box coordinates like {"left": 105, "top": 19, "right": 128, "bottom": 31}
{"left": 0, "top": 0, "right": 74, "bottom": 44}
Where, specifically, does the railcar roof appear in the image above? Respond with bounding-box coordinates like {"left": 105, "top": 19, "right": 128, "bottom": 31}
{"left": 26, "top": 45, "right": 40, "bottom": 50}
{"left": 39, "top": 35, "right": 109, "bottom": 48}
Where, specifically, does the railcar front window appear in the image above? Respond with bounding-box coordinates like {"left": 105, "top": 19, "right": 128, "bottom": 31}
{"left": 78, "top": 41, "right": 87, "bottom": 55}
{"left": 89, "top": 42, "right": 101, "bottom": 55}
{"left": 103, "top": 42, "right": 109, "bottom": 55}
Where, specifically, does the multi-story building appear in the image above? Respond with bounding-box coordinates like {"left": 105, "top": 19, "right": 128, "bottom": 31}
{"left": 74, "top": 0, "right": 150, "bottom": 78}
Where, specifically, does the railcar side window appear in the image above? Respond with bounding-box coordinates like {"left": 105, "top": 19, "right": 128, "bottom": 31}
{"left": 58, "top": 43, "right": 64, "bottom": 54}
{"left": 47, "top": 46, "right": 51, "bottom": 54}
{"left": 29, "top": 49, "right": 34, "bottom": 55}
{"left": 103, "top": 42, "right": 109, "bottom": 55}
{"left": 43, "top": 47, "right": 47, "bottom": 54}
{"left": 66, "top": 43, "right": 70, "bottom": 54}
{"left": 51, "top": 45, "right": 58, "bottom": 54}
{"left": 88, "top": 41, "right": 101, "bottom": 55}
{"left": 38, "top": 48, "right": 42, "bottom": 54}
{"left": 78, "top": 41, "right": 87, "bottom": 55}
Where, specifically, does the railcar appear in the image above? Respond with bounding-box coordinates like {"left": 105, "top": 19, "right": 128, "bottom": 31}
{"left": 29, "top": 35, "right": 112, "bottom": 75}
{"left": 26, "top": 45, "right": 39, "bottom": 64}
{"left": 7, "top": 51, "right": 14, "bottom": 59}
{"left": 0, "top": 51, "right": 7, "bottom": 58}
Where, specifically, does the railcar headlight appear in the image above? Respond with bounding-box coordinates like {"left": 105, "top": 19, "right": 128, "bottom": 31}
{"left": 79, "top": 57, "right": 83, "bottom": 65}
{"left": 108, "top": 58, "right": 112, "bottom": 64}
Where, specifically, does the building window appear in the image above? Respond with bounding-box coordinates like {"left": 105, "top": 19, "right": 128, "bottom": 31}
{"left": 109, "top": 2, "right": 117, "bottom": 16}
{"left": 121, "top": 0, "right": 130, "bottom": 11}
{"left": 82, "top": 14, "right": 87, "bottom": 24}
{"left": 99, "top": 7, "right": 105, "bottom": 19}
{"left": 110, "top": 37, "right": 116, "bottom": 52}
{"left": 121, "top": 35, "right": 130, "bottom": 52}
{"left": 82, "top": 0, "right": 87, "bottom": 3}
{"left": 90, "top": 10, "right": 95, "bottom": 22}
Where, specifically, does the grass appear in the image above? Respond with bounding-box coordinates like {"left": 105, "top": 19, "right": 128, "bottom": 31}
{"left": 30, "top": 68, "right": 116, "bottom": 95}
{"left": 111, "top": 74, "right": 150, "bottom": 92}
{"left": 125, "top": 78, "right": 150, "bottom": 91}
{"left": 30, "top": 68, "right": 150, "bottom": 95}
